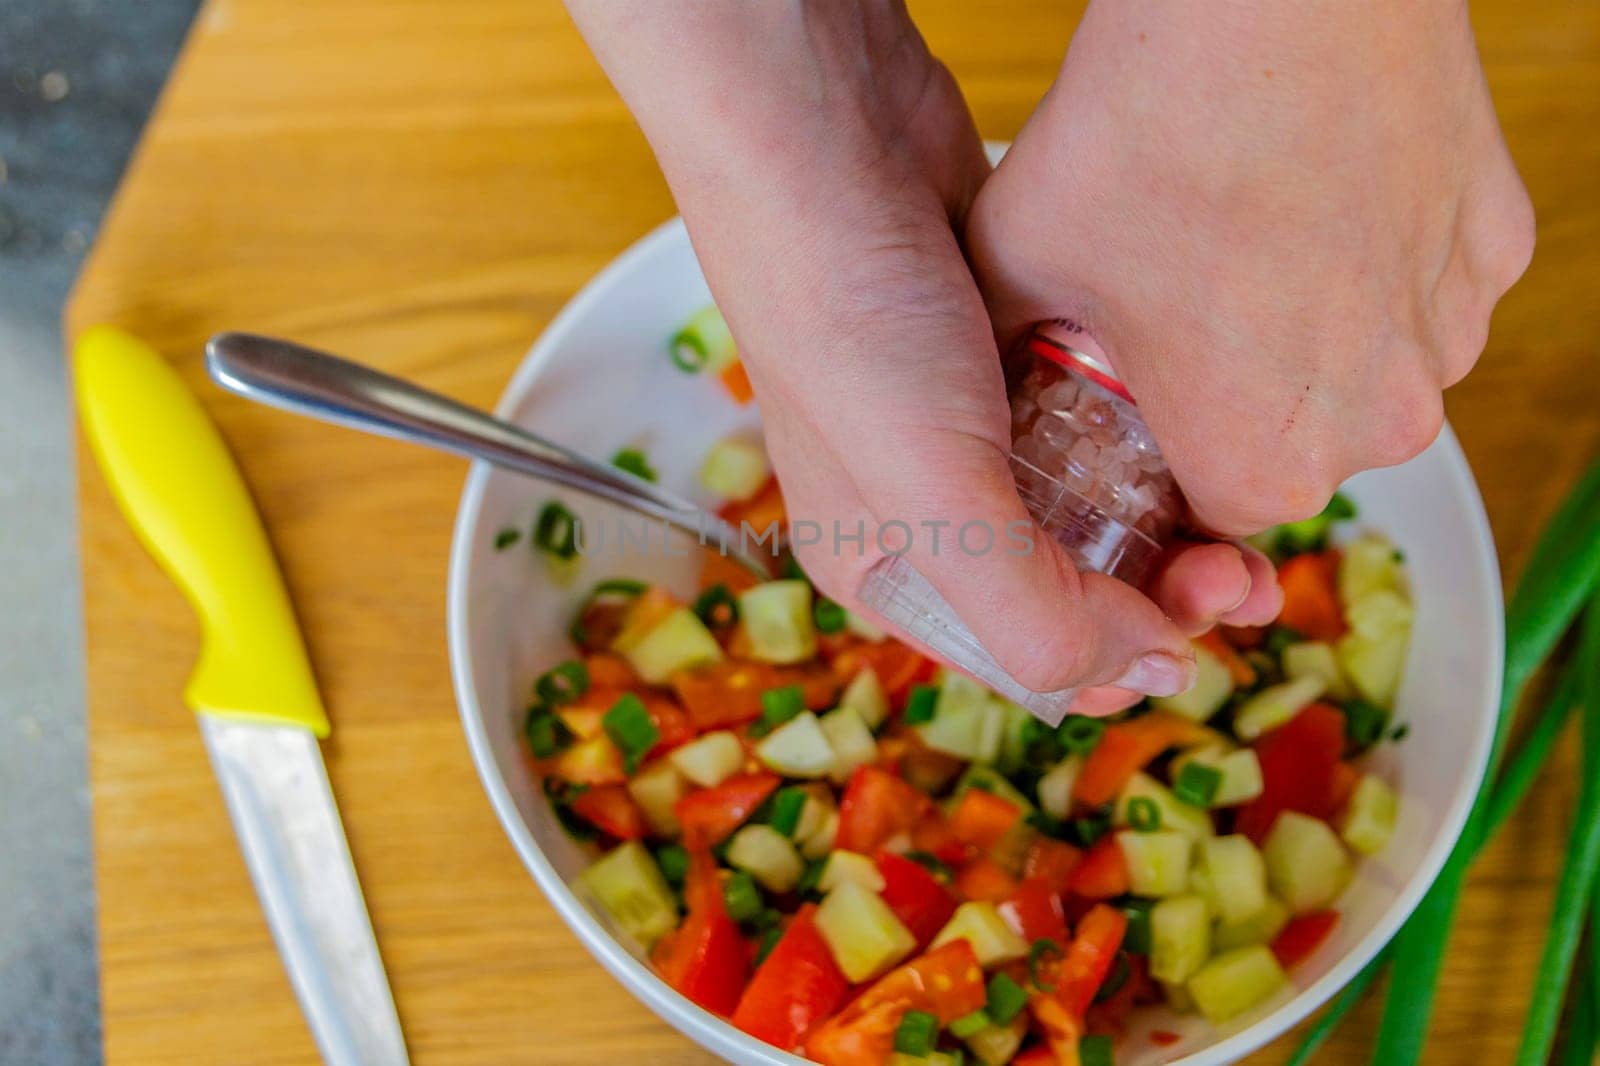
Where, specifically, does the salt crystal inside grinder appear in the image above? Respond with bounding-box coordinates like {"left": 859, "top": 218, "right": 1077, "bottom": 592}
{"left": 859, "top": 321, "right": 1184, "bottom": 724}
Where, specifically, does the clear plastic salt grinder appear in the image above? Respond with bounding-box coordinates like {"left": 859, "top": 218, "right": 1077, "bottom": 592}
{"left": 858, "top": 321, "right": 1184, "bottom": 725}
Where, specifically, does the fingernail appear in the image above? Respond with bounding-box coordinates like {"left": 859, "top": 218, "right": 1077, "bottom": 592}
{"left": 1114, "top": 651, "right": 1197, "bottom": 697}
{"left": 1223, "top": 581, "right": 1251, "bottom": 616}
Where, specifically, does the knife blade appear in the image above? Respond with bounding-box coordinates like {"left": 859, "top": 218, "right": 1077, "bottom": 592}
{"left": 75, "top": 325, "right": 408, "bottom": 1065}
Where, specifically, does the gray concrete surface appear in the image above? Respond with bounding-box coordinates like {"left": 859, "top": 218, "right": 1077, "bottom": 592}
{"left": 1, "top": 2, "right": 200, "bottom": 1062}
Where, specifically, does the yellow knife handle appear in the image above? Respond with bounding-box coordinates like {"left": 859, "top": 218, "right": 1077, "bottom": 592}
{"left": 75, "top": 326, "right": 330, "bottom": 737}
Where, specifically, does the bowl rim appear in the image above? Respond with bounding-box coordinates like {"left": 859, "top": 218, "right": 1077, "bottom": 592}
{"left": 447, "top": 215, "right": 1505, "bottom": 1066}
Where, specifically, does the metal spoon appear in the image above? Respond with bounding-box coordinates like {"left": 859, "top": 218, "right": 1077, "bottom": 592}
{"left": 204, "top": 332, "right": 775, "bottom": 578}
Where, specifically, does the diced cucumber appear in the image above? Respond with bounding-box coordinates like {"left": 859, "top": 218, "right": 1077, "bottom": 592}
{"left": 726, "top": 824, "right": 804, "bottom": 892}
{"left": 1152, "top": 641, "right": 1235, "bottom": 721}
{"left": 800, "top": 808, "right": 839, "bottom": 860}
{"left": 1232, "top": 675, "right": 1326, "bottom": 741}
{"left": 1116, "top": 830, "right": 1194, "bottom": 897}
{"left": 993, "top": 698, "right": 1037, "bottom": 775}
{"left": 820, "top": 706, "right": 878, "bottom": 784}
{"left": 1193, "top": 835, "right": 1269, "bottom": 925}
{"left": 1186, "top": 945, "right": 1289, "bottom": 1026}
{"left": 667, "top": 730, "right": 744, "bottom": 788}
{"left": 1170, "top": 747, "right": 1264, "bottom": 807}
{"left": 755, "top": 711, "right": 838, "bottom": 779}
{"left": 1263, "top": 811, "right": 1354, "bottom": 914}
{"left": 962, "top": 1012, "right": 1028, "bottom": 1066}
{"left": 844, "top": 610, "right": 886, "bottom": 641}
{"left": 1338, "top": 532, "right": 1405, "bottom": 606}
{"left": 1150, "top": 894, "right": 1212, "bottom": 984}
{"left": 1339, "top": 774, "right": 1399, "bottom": 855}
{"left": 793, "top": 783, "right": 836, "bottom": 843}
{"left": 945, "top": 764, "right": 1035, "bottom": 815}
{"left": 1337, "top": 624, "right": 1411, "bottom": 707}
{"left": 619, "top": 607, "right": 724, "bottom": 683}
{"left": 698, "top": 437, "right": 770, "bottom": 503}
{"left": 1035, "top": 755, "right": 1083, "bottom": 820}
{"left": 931, "top": 901, "right": 1030, "bottom": 967}
{"left": 1213, "top": 895, "right": 1290, "bottom": 951}
{"left": 1282, "top": 640, "right": 1352, "bottom": 702}
{"left": 1345, "top": 588, "right": 1414, "bottom": 641}
{"left": 625, "top": 759, "right": 686, "bottom": 837}
{"left": 815, "top": 881, "right": 917, "bottom": 982}
{"left": 672, "top": 304, "right": 738, "bottom": 374}
{"left": 917, "top": 677, "right": 1004, "bottom": 763}
{"left": 580, "top": 841, "right": 679, "bottom": 949}
{"left": 738, "top": 581, "right": 818, "bottom": 664}
{"left": 1115, "top": 773, "right": 1215, "bottom": 840}
{"left": 837, "top": 667, "right": 889, "bottom": 730}
{"left": 819, "top": 850, "right": 886, "bottom": 894}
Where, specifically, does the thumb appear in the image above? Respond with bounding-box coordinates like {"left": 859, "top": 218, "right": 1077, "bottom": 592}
{"left": 850, "top": 429, "right": 1195, "bottom": 705}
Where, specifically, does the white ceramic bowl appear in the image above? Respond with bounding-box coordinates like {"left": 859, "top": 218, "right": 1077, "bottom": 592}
{"left": 447, "top": 216, "right": 1503, "bottom": 1064}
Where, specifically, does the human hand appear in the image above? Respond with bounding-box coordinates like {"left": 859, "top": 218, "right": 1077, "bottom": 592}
{"left": 967, "top": 0, "right": 1535, "bottom": 535}
{"left": 565, "top": 1, "right": 1282, "bottom": 705}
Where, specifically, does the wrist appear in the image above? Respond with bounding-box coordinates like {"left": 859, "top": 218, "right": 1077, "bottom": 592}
{"left": 565, "top": 1, "right": 935, "bottom": 198}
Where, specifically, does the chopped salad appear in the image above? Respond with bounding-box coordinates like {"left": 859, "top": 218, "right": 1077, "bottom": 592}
{"left": 513, "top": 309, "right": 1414, "bottom": 1066}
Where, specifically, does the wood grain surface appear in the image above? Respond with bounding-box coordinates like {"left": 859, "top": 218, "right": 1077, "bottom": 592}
{"left": 66, "top": 1, "right": 1600, "bottom": 1062}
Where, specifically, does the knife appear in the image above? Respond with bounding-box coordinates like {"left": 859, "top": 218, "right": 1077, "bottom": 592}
{"left": 75, "top": 325, "right": 409, "bottom": 1066}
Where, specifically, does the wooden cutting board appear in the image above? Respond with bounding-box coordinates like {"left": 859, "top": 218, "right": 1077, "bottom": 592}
{"left": 67, "top": 0, "right": 1600, "bottom": 1062}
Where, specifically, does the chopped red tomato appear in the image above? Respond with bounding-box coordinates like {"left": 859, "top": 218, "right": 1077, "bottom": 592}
{"left": 1151, "top": 1029, "right": 1183, "bottom": 1046}
{"left": 670, "top": 660, "right": 838, "bottom": 730}
{"left": 719, "top": 473, "right": 784, "bottom": 532}
{"left": 720, "top": 360, "right": 756, "bottom": 405}
{"left": 827, "top": 640, "right": 930, "bottom": 704}
{"left": 1197, "top": 628, "right": 1257, "bottom": 687}
{"left": 1011, "top": 1048, "right": 1059, "bottom": 1066}
{"left": 1326, "top": 761, "right": 1360, "bottom": 814}
{"left": 1028, "top": 904, "right": 1128, "bottom": 1064}
{"left": 908, "top": 810, "right": 970, "bottom": 868}
{"left": 548, "top": 733, "right": 626, "bottom": 785}
{"left": 731, "top": 904, "right": 849, "bottom": 1049}
{"left": 1235, "top": 703, "right": 1347, "bottom": 842}
{"left": 1053, "top": 904, "right": 1129, "bottom": 1015}
{"left": 652, "top": 842, "right": 747, "bottom": 1016}
{"left": 999, "top": 877, "right": 1069, "bottom": 945}
{"left": 1271, "top": 910, "right": 1341, "bottom": 970}
{"left": 876, "top": 851, "right": 958, "bottom": 948}
{"left": 835, "top": 766, "right": 930, "bottom": 854}
{"left": 674, "top": 773, "right": 779, "bottom": 845}
{"left": 805, "top": 940, "right": 986, "bottom": 1066}
{"left": 642, "top": 694, "right": 695, "bottom": 757}
{"left": 582, "top": 653, "right": 637, "bottom": 689}
{"left": 1028, "top": 996, "right": 1083, "bottom": 1066}
{"left": 1073, "top": 711, "right": 1214, "bottom": 807}
{"left": 568, "top": 784, "right": 646, "bottom": 840}
{"left": 1276, "top": 551, "right": 1347, "bottom": 642}
{"left": 1068, "top": 837, "right": 1129, "bottom": 900}
{"left": 949, "top": 787, "right": 1025, "bottom": 853}
{"left": 955, "top": 856, "right": 1020, "bottom": 903}
{"left": 1022, "top": 838, "right": 1083, "bottom": 897}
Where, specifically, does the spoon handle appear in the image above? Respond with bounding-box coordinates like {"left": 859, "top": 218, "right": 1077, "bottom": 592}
{"left": 205, "top": 332, "right": 771, "bottom": 576}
